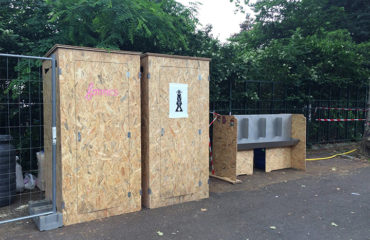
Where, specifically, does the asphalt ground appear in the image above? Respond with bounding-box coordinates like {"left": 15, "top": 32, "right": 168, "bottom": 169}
{"left": 0, "top": 146, "right": 369, "bottom": 240}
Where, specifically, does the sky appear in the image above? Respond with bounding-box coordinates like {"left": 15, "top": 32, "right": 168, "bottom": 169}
{"left": 176, "top": 0, "right": 254, "bottom": 42}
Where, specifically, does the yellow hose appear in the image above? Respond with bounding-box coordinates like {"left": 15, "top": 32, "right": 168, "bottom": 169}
{"left": 306, "top": 149, "right": 357, "bottom": 161}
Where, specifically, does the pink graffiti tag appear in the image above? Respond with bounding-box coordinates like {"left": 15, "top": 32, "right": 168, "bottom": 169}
{"left": 85, "top": 82, "right": 118, "bottom": 100}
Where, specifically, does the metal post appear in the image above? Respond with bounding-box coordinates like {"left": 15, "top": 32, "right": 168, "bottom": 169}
{"left": 345, "top": 87, "right": 349, "bottom": 141}
{"left": 245, "top": 81, "right": 248, "bottom": 114}
{"left": 51, "top": 54, "right": 57, "bottom": 213}
{"left": 257, "top": 82, "right": 261, "bottom": 114}
{"left": 354, "top": 87, "right": 359, "bottom": 138}
{"left": 284, "top": 83, "right": 287, "bottom": 114}
{"left": 229, "top": 78, "right": 232, "bottom": 115}
{"left": 270, "top": 83, "right": 274, "bottom": 114}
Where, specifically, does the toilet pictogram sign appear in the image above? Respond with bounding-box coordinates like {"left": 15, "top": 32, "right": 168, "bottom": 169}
{"left": 169, "top": 83, "right": 188, "bottom": 118}
{"left": 175, "top": 90, "right": 183, "bottom": 112}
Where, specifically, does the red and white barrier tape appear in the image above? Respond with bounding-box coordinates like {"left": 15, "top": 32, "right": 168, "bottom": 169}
{"left": 209, "top": 112, "right": 220, "bottom": 175}
{"left": 315, "top": 118, "right": 366, "bottom": 122}
{"left": 209, "top": 117, "right": 218, "bottom": 127}
{"left": 209, "top": 112, "right": 220, "bottom": 127}
{"left": 315, "top": 107, "right": 368, "bottom": 112}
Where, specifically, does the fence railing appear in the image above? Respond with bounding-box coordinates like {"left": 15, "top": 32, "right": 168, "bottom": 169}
{"left": 210, "top": 81, "right": 368, "bottom": 146}
{"left": 0, "top": 53, "right": 56, "bottom": 225}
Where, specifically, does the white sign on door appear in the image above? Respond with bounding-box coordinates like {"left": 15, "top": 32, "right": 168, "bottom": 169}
{"left": 169, "top": 83, "right": 188, "bottom": 118}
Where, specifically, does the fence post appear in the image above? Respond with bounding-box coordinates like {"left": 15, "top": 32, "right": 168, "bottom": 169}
{"left": 229, "top": 78, "right": 232, "bottom": 115}
{"left": 270, "top": 82, "right": 274, "bottom": 113}
{"left": 361, "top": 84, "right": 370, "bottom": 156}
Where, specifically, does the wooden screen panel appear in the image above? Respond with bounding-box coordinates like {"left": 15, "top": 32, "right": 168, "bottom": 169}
{"left": 212, "top": 115, "right": 238, "bottom": 181}
{"left": 159, "top": 66, "right": 200, "bottom": 198}
{"left": 291, "top": 114, "right": 306, "bottom": 170}
{"left": 236, "top": 150, "right": 253, "bottom": 176}
{"left": 265, "top": 147, "right": 291, "bottom": 172}
{"left": 74, "top": 61, "right": 130, "bottom": 213}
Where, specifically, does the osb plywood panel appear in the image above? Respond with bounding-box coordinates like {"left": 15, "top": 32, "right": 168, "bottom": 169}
{"left": 141, "top": 56, "right": 150, "bottom": 208}
{"left": 74, "top": 61, "right": 130, "bottom": 213}
{"left": 159, "top": 66, "right": 199, "bottom": 198}
{"left": 291, "top": 114, "right": 306, "bottom": 171}
{"left": 198, "top": 64, "right": 210, "bottom": 202}
{"left": 141, "top": 55, "right": 209, "bottom": 209}
{"left": 212, "top": 115, "right": 238, "bottom": 180}
{"left": 44, "top": 46, "right": 141, "bottom": 225}
{"left": 265, "top": 147, "right": 292, "bottom": 172}
{"left": 236, "top": 150, "right": 253, "bottom": 175}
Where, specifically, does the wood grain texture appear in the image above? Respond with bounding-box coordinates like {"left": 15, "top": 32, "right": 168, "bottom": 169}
{"left": 141, "top": 52, "right": 211, "bottom": 62}
{"left": 43, "top": 46, "right": 141, "bottom": 225}
{"left": 291, "top": 114, "right": 306, "bottom": 170}
{"left": 236, "top": 150, "right": 253, "bottom": 175}
{"left": 42, "top": 59, "right": 52, "bottom": 202}
{"left": 141, "top": 56, "right": 150, "bottom": 208}
{"left": 212, "top": 115, "right": 238, "bottom": 181}
{"left": 265, "top": 147, "right": 292, "bottom": 172}
{"left": 141, "top": 55, "right": 210, "bottom": 209}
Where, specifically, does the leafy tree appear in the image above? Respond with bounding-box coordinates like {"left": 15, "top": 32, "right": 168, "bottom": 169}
{"left": 0, "top": 0, "right": 55, "bottom": 55}
{"left": 330, "top": 0, "right": 370, "bottom": 43}
{"left": 0, "top": 0, "right": 204, "bottom": 170}
{"left": 45, "top": 0, "right": 199, "bottom": 53}
{"left": 229, "top": 0, "right": 369, "bottom": 144}
{"left": 0, "top": 0, "right": 200, "bottom": 54}
{"left": 231, "top": 0, "right": 369, "bottom": 93}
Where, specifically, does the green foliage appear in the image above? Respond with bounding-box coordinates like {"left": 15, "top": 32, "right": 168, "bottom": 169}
{"left": 0, "top": 0, "right": 200, "bottom": 54}
{"left": 46, "top": 0, "right": 199, "bottom": 52}
{"left": 0, "top": 0, "right": 369, "bottom": 159}
{"left": 0, "top": 0, "right": 204, "bottom": 171}
{"left": 230, "top": 0, "right": 369, "bottom": 102}
{"left": 230, "top": 0, "right": 250, "bottom": 13}
{"left": 247, "top": 29, "right": 368, "bottom": 84}
{"left": 0, "top": 0, "right": 56, "bottom": 55}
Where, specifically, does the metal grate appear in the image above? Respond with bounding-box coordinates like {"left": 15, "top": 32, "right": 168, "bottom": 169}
{"left": 211, "top": 81, "right": 368, "bottom": 145}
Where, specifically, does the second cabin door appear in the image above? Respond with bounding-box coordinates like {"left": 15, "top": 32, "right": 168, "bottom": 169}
{"left": 159, "top": 66, "right": 201, "bottom": 198}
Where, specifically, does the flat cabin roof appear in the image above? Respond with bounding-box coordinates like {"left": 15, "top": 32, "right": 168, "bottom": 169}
{"left": 45, "top": 44, "right": 142, "bottom": 57}
{"left": 141, "top": 52, "right": 211, "bottom": 62}
{"left": 45, "top": 45, "right": 211, "bottom": 62}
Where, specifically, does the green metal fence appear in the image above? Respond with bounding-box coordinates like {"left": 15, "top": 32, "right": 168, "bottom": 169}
{"left": 210, "top": 81, "right": 368, "bottom": 146}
